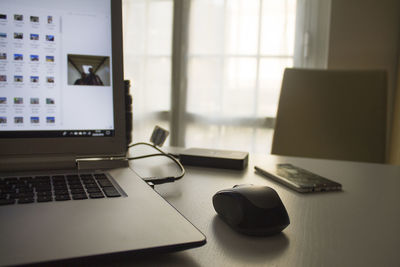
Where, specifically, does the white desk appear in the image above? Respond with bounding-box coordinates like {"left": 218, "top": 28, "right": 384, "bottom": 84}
{"left": 71, "top": 149, "right": 400, "bottom": 266}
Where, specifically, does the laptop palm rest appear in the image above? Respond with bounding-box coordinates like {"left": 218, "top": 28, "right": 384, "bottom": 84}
{"left": 0, "top": 167, "right": 205, "bottom": 265}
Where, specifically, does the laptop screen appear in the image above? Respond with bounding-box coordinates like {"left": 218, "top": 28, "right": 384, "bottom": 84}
{"left": 0, "top": 0, "right": 114, "bottom": 138}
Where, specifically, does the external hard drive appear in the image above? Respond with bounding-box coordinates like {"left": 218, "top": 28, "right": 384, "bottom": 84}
{"left": 179, "top": 148, "right": 249, "bottom": 170}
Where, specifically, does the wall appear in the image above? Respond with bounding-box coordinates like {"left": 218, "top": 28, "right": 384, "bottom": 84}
{"left": 327, "top": 0, "right": 400, "bottom": 162}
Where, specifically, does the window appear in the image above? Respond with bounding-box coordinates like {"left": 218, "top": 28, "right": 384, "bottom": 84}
{"left": 123, "top": 0, "right": 329, "bottom": 152}
{"left": 185, "top": 0, "right": 296, "bottom": 152}
{"left": 123, "top": 0, "right": 173, "bottom": 142}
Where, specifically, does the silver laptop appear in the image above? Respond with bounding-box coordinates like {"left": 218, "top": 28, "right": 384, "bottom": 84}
{"left": 0, "top": 0, "right": 205, "bottom": 265}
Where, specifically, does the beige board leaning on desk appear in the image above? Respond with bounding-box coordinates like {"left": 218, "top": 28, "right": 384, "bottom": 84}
{"left": 127, "top": 148, "right": 400, "bottom": 267}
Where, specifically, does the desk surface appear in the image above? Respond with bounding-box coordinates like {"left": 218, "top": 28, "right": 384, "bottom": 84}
{"left": 78, "top": 149, "right": 400, "bottom": 267}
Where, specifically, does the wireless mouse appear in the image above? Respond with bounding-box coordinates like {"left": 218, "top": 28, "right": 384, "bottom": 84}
{"left": 212, "top": 184, "right": 290, "bottom": 236}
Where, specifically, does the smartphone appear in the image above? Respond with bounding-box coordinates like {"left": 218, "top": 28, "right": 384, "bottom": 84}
{"left": 254, "top": 163, "right": 342, "bottom": 193}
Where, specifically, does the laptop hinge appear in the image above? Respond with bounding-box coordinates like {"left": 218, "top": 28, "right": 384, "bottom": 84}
{"left": 0, "top": 155, "right": 129, "bottom": 172}
{"left": 76, "top": 157, "right": 129, "bottom": 170}
{"left": 0, "top": 155, "right": 76, "bottom": 172}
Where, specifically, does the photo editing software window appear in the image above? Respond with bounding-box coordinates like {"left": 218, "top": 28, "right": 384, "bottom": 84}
{"left": 0, "top": 0, "right": 114, "bottom": 138}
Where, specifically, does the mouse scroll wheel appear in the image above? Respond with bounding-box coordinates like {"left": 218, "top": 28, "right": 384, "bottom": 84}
{"left": 233, "top": 184, "right": 253, "bottom": 189}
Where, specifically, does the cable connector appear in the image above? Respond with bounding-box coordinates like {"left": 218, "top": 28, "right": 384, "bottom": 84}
{"left": 142, "top": 176, "right": 176, "bottom": 185}
{"left": 128, "top": 142, "right": 186, "bottom": 184}
{"left": 150, "top": 126, "right": 169, "bottom": 147}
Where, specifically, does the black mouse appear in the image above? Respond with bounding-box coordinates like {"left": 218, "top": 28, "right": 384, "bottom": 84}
{"left": 212, "top": 184, "right": 290, "bottom": 236}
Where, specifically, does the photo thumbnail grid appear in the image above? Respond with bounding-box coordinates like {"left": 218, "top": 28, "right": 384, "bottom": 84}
{"left": 0, "top": 10, "right": 59, "bottom": 129}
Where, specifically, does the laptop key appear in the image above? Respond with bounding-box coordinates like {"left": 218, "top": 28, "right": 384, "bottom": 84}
{"left": 36, "top": 187, "right": 52, "bottom": 193}
{"left": 69, "top": 184, "right": 84, "bottom": 190}
{"left": 52, "top": 175, "right": 65, "bottom": 180}
{"left": 37, "top": 196, "right": 53, "bottom": 202}
{"left": 87, "top": 188, "right": 101, "bottom": 193}
{"left": 81, "top": 175, "right": 94, "bottom": 180}
{"left": 37, "top": 191, "right": 52, "bottom": 197}
{"left": 89, "top": 192, "right": 105, "bottom": 199}
{"left": 82, "top": 180, "right": 96, "bottom": 186}
{"left": 70, "top": 189, "right": 85, "bottom": 194}
{"left": 94, "top": 173, "right": 107, "bottom": 179}
{"left": 67, "top": 176, "right": 81, "bottom": 183}
{"left": 103, "top": 187, "right": 121, "bottom": 198}
{"left": 35, "top": 176, "right": 50, "bottom": 180}
{"left": 4, "top": 188, "right": 17, "bottom": 194}
{"left": 18, "top": 187, "right": 33, "bottom": 193}
{"left": 82, "top": 179, "right": 96, "bottom": 185}
{"left": 85, "top": 183, "right": 99, "bottom": 189}
{"left": 18, "top": 193, "right": 34, "bottom": 199}
{"left": 18, "top": 198, "right": 34, "bottom": 204}
{"left": 80, "top": 174, "right": 93, "bottom": 179}
{"left": 0, "top": 199, "right": 16, "bottom": 205}
{"left": 72, "top": 194, "right": 88, "bottom": 200}
{"left": 54, "top": 190, "right": 69, "bottom": 195}
{"left": 4, "top": 178, "right": 18, "bottom": 184}
{"left": 35, "top": 184, "right": 51, "bottom": 189}
{"left": 17, "top": 181, "right": 27, "bottom": 187}
{"left": 8, "top": 193, "right": 18, "bottom": 199}
{"left": 97, "top": 179, "right": 112, "bottom": 188}
{"left": 55, "top": 195, "right": 71, "bottom": 201}
{"left": 54, "top": 185, "right": 68, "bottom": 190}
{"left": 19, "top": 177, "right": 33, "bottom": 182}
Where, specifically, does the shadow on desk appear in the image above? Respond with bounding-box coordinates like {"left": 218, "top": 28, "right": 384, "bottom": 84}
{"left": 211, "top": 216, "right": 289, "bottom": 263}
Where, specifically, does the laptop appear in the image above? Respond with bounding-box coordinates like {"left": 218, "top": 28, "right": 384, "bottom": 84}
{"left": 0, "top": 0, "right": 205, "bottom": 265}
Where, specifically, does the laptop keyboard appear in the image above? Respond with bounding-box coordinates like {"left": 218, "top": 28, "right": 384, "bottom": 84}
{"left": 0, "top": 173, "right": 122, "bottom": 206}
